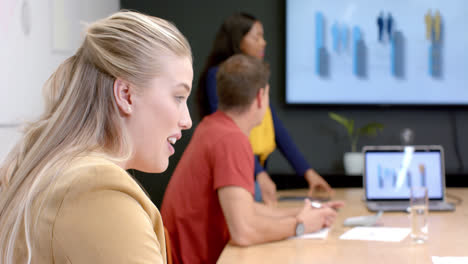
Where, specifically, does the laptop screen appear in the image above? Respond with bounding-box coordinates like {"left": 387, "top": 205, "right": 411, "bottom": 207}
{"left": 365, "top": 146, "right": 444, "bottom": 201}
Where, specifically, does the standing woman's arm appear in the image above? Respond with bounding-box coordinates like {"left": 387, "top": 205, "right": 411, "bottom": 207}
{"left": 271, "top": 106, "right": 333, "bottom": 195}
{"left": 270, "top": 105, "right": 310, "bottom": 176}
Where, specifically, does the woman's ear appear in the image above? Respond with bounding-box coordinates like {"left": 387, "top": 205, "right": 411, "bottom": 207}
{"left": 113, "top": 78, "right": 133, "bottom": 114}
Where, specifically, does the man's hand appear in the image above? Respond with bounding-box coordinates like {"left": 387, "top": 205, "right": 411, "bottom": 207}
{"left": 296, "top": 199, "right": 337, "bottom": 233}
{"left": 257, "top": 171, "right": 277, "bottom": 206}
{"left": 304, "top": 169, "right": 334, "bottom": 197}
{"left": 323, "top": 200, "right": 345, "bottom": 211}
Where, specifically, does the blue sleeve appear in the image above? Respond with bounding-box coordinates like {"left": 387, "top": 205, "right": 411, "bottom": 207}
{"left": 206, "top": 67, "right": 219, "bottom": 114}
{"left": 254, "top": 155, "right": 265, "bottom": 179}
{"left": 271, "top": 105, "right": 311, "bottom": 177}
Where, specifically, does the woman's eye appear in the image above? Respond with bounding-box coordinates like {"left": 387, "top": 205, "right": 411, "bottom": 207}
{"left": 175, "top": 96, "right": 185, "bottom": 102}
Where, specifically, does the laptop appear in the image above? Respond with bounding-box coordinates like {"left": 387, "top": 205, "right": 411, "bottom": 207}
{"left": 363, "top": 145, "right": 455, "bottom": 212}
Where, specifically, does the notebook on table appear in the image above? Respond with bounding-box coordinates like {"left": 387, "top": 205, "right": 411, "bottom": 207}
{"left": 363, "top": 145, "right": 454, "bottom": 212}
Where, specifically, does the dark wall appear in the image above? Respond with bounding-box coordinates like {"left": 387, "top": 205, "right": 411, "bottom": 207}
{"left": 122, "top": 0, "right": 468, "bottom": 207}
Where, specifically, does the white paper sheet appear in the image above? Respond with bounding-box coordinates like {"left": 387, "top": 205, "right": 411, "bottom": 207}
{"left": 289, "top": 228, "right": 330, "bottom": 240}
{"left": 432, "top": 256, "right": 468, "bottom": 264}
{"left": 339, "top": 227, "right": 410, "bottom": 242}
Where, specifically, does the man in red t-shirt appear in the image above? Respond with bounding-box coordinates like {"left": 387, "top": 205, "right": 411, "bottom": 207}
{"left": 161, "top": 55, "right": 343, "bottom": 264}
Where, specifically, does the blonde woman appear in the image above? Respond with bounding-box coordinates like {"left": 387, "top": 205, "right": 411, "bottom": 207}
{"left": 0, "top": 11, "right": 192, "bottom": 264}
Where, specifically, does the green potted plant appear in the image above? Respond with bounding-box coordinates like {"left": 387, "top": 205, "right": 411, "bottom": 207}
{"left": 329, "top": 112, "right": 384, "bottom": 175}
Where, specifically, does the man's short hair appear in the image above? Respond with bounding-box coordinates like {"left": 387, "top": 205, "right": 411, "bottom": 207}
{"left": 216, "top": 54, "right": 270, "bottom": 113}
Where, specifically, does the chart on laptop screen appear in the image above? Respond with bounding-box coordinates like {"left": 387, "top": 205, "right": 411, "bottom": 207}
{"left": 365, "top": 151, "right": 443, "bottom": 199}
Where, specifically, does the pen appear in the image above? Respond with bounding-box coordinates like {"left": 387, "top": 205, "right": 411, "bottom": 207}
{"left": 310, "top": 200, "right": 339, "bottom": 211}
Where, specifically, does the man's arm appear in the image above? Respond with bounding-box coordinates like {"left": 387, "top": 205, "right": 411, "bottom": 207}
{"left": 218, "top": 186, "right": 336, "bottom": 247}
{"left": 218, "top": 186, "right": 297, "bottom": 246}
{"left": 254, "top": 201, "right": 301, "bottom": 218}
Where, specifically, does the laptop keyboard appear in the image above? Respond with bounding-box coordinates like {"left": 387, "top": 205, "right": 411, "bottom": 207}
{"left": 374, "top": 202, "right": 409, "bottom": 211}
{"left": 369, "top": 201, "right": 454, "bottom": 212}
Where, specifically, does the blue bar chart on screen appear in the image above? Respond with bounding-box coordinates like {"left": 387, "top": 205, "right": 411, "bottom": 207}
{"left": 286, "top": 0, "right": 468, "bottom": 105}
{"left": 315, "top": 12, "right": 329, "bottom": 77}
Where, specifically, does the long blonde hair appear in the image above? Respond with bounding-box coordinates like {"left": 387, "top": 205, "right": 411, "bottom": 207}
{"left": 0, "top": 11, "right": 191, "bottom": 263}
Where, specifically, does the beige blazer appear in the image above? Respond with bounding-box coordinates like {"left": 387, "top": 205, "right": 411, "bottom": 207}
{"left": 12, "top": 156, "right": 166, "bottom": 263}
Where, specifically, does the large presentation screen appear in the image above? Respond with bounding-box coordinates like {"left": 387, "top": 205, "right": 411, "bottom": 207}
{"left": 285, "top": 0, "right": 468, "bottom": 105}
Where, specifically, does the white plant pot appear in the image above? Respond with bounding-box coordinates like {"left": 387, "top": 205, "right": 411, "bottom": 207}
{"left": 343, "top": 152, "right": 364, "bottom": 176}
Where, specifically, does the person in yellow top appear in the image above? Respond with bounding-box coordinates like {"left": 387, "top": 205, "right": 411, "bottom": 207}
{"left": 0, "top": 11, "right": 193, "bottom": 264}
{"left": 197, "top": 13, "right": 333, "bottom": 206}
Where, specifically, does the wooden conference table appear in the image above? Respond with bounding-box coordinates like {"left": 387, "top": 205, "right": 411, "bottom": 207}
{"left": 217, "top": 188, "right": 468, "bottom": 264}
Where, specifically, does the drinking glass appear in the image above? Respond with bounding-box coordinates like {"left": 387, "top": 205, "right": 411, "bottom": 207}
{"left": 410, "top": 186, "right": 428, "bottom": 243}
